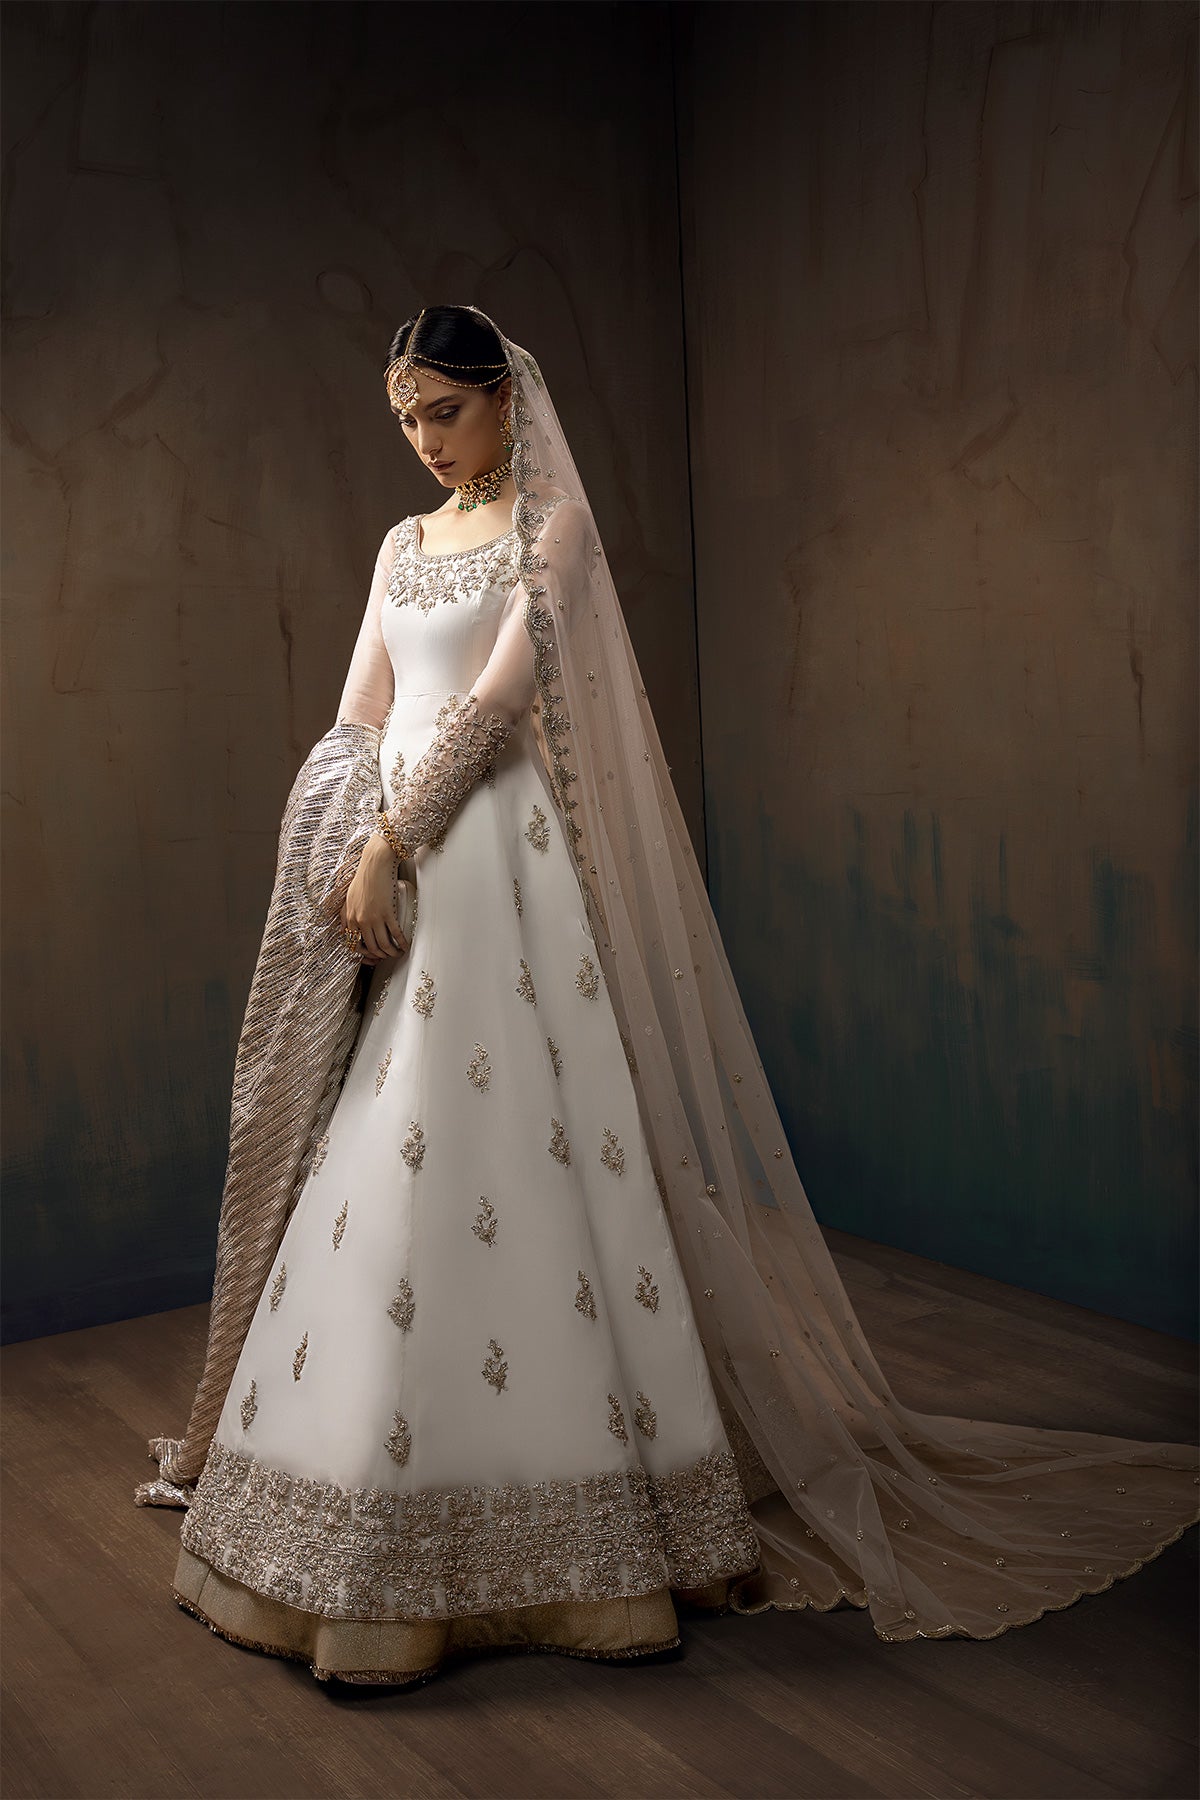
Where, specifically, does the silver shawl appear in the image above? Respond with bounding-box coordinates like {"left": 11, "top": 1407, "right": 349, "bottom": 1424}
{"left": 134, "top": 721, "right": 382, "bottom": 1506}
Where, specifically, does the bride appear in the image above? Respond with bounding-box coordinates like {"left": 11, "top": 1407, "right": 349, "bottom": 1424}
{"left": 135, "top": 304, "right": 1199, "bottom": 1688}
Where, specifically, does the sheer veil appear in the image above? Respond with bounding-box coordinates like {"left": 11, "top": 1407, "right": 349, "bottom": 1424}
{"left": 487, "top": 309, "right": 1198, "bottom": 1642}
{"left": 136, "top": 306, "right": 1198, "bottom": 1644}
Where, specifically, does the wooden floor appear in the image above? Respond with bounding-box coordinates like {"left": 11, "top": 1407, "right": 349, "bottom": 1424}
{"left": 3, "top": 1227, "right": 1197, "bottom": 1800}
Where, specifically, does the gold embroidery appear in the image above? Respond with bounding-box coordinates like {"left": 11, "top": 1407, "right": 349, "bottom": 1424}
{"left": 516, "top": 959, "right": 537, "bottom": 1005}
{"left": 513, "top": 877, "right": 523, "bottom": 916}
{"left": 601, "top": 1127, "right": 625, "bottom": 1175}
{"left": 525, "top": 802, "right": 550, "bottom": 851}
{"left": 310, "top": 1134, "right": 330, "bottom": 1175}
{"left": 388, "top": 745, "right": 406, "bottom": 796}
{"left": 332, "top": 1199, "right": 348, "bottom": 1251}
{"left": 576, "top": 953, "right": 599, "bottom": 999}
{"left": 387, "top": 515, "right": 520, "bottom": 614}
{"left": 574, "top": 1270, "right": 597, "bottom": 1320}
{"left": 548, "top": 1117, "right": 571, "bottom": 1164}
{"left": 467, "top": 1043, "right": 492, "bottom": 1090}
{"left": 373, "top": 975, "right": 393, "bottom": 1015}
{"left": 181, "top": 1438, "right": 761, "bottom": 1613}
{"left": 547, "top": 1036, "right": 562, "bottom": 1078}
{"left": 239, "top": 1380, "right": 258, "bottom": 1430}
{"left": 607, "top": 1394, "right": 629, "bottom": 1442}
{"left": 385, "top": 1412, "right": 412, "bottom": 1466}
{"left": 401, "top": 1122, "right": 426, "bottom": 1170}
{"left": 635, "top": 1266, "right": 660, "bottom": 1312}
{"left": 472, "top": 1196, "right": 498, "bottom": 1246}
{"left": 482, "top": 1338, "right": 508, "bottom": 1393}
{"left": 634, "top": 1391, "right": 658, "bottom": 1440}
{"left": 375, "top": 1047, "right": 392, "bottom": 1095}
{"left": 387, "top": 1278, "right": 415, "bottom": 1330}
{"left": 515, "top": 488, "right": 581, "bottom": 864}
{"left": 380, "top": 692, "right": 511, "bottom": 857}
{"left": 292, "top": 1332, "right": 309, "bottom": 1381}
{"left": 412, "top": 971, "right": 436, "bottom": 1018}
{"left": 268, "top": 1264, "right": 287, "bottom": 1312}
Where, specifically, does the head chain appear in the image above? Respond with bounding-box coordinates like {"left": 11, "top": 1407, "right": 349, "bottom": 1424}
{"left": 385, "top": 307, "right": 509, "bottom": 414}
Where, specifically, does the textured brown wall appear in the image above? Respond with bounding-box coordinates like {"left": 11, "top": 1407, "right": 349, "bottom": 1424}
{"left": 5, "top": 1, "right": 1196, "bottom": 1345}
{"left": 677, "top": 1, "right": 1198, "bottom": 1332}
{"left": 1, "top": 1, "right": 697, "bottom": 1340}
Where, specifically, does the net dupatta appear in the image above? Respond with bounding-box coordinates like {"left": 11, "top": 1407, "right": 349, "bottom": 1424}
{"left": 487, "top": 310, "right": 1199, "bottom": 1642}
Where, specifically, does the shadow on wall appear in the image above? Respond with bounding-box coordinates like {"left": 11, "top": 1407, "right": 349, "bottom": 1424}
{"left": 709, "top": 795, "right": 1199, "bottom": 1340}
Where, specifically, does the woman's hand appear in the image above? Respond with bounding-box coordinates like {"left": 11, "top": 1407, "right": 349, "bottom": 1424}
{"left": 338, "top": 834, "right": 411, "bottom": 965}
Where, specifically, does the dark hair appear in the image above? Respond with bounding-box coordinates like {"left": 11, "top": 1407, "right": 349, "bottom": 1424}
{"left": 384, "top": 305, "right": 508, "bottom": 393}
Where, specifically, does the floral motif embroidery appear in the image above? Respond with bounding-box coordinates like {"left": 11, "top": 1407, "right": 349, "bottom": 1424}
{"left": 513, "top": 877, "right": 523, "bottom": 917}
{"left": 574, "top": 1270, "right": 597, "bottom": 1320}
{"left": 181, "top": 1437, "right": 759, "bottom": 1612}
{"left": 388, "top": 746, "right": 406, "bottom": 796}
{"left": 373, "top": 976, "right": 393, "bottom": 1016}
{"left": 607, "top": 1394, "right": 629, "bottom": 1442}
{"left": 375, "top": 1048, "right": 392, "bottom": 1095}
{"left": 601, "top": 1127, "right": 625, "bottom": 1176}
{"left": 548, "top": 1117, "right": 571, "bottom": 1165}
{"left": 385, "top": 1412, "right": 412, "bottom": 1466}
{"left": 381, "top": 691, "right": 510, "bottom": 863}
{"left": 472, "top": 1196, "right": 498, "bottom": 1246}
{"left": 402, "top": 1122, "right": 426, "bottom": 1171}
{"left": 482, "top": 1338, "right": 508, "bottom": 1393}
{"left": 412, "top": 971, "right": 436, "bottom": 1018}
{"left": 387, "top": 515, "right": 521, "bottom": 615}
{"left": 179, "top": 1438, "right": 762, "bottom": 1615}
{"left": 269, "top": 1264, "right": 287, "bottom": 1312}
{"left": 547, "top": 1036, "right": 562, "bottom": 1078}
{"left": 332, "top": 1199, "right": 348, "bottom": 1251}
{"left": 634, "top": 1391, "right": 658, "bottom": 1440}
{"left": 515, "top": 483, "right": 581, "bottom": 866}
{"left": 635, "top": 1266, "right": 660, "bottom": 1312}
{"left": 516, "top": 959, "right": 537, "bottom": 1005}
{"left": 387, "top": 1278, "right": 415, "bottom": 1330}
{"left": 525, "top": 803, "right": 550, "bottom": 852}
{"left": 239, "top": 1380, "right": 258, "bottom": 1430}
{"left": 467, "top": 1043, "right": 492, "bottom": 1090}
{"left": 292, "top": 1332, "right": 309, "bottom": 1381}
{"left": 576, "top": 953, "right": 599, "bottom": 1000}
{"left": 310, "top": 1134, "right": 330, "bottom": 1176}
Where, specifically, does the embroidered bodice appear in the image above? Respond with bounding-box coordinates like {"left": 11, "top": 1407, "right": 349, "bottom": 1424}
{"left": 381, "top": 514, "right": 523, "bottom": 702}
{"left": 386, "top": 514, "right": 521, "bottom": 615}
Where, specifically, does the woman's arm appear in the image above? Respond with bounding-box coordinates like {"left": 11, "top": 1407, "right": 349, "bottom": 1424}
{"left": 373, "top": 575, "right": 537, "bottom": 859}
{"left": 335, "top": 526, "right": 397, "bottom": 730}
{"left": 374, "top": 498, "right": 591, "bottom": 858}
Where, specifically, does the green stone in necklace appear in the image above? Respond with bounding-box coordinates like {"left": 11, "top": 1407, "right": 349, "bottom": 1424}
{"left": 454, "top": 453, "right": 514, "bottom": 512}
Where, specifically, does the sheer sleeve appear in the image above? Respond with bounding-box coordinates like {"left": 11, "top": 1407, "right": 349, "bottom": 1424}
{"left": 335, "top": 526, "right": 397, "bottom": 730}
{"left": 375, "top": 500, "right": 590, "bottom": 860}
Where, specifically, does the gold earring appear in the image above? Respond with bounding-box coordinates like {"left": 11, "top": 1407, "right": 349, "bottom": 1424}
{"left": 500, "top": 411, "right": 513, "bottom": 446}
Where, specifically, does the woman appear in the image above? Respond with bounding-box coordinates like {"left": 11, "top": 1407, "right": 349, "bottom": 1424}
{"left": 136, "top": 305, "right": 1198, "bottom": 1688}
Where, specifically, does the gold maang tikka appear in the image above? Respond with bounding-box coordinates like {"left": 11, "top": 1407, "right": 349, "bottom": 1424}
{"left": 385, "top": 307, "right": 510, "bottom": 413}
{"left": 384, "top": 310, "right": 514, "bottom": 508}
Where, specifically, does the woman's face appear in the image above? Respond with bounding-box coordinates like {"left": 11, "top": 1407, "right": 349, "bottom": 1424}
{"left": 396, "top": 369, "right": 512, "bottom": 489}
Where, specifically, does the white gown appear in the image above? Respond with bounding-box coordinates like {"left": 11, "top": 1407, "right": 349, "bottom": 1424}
{"left": 172, "top": 509, "right": 762, "bottom": 1680}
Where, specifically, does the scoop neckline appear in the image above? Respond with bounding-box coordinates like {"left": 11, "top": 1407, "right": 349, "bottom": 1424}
{"left": 413, "top": 511, "right": 517, "bottom": 560}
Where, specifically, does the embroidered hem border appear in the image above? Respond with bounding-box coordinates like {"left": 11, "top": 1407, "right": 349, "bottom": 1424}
{"left": 179, "top": 1438, "right": 763, "bottom": 1621}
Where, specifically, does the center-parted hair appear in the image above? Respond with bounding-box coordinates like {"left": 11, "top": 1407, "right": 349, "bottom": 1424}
{"left": 384, "top": 306, "right": 509, "bottom": 393}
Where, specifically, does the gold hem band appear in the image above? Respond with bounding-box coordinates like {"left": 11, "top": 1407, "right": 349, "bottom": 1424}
{"left": 173, "top": 1544, "right": 685, "bottom": 1685}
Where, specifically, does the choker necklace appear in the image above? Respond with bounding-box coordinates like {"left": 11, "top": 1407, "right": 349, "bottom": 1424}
{"left": 455, "top": 454, "right": 513, "bottom": 513}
